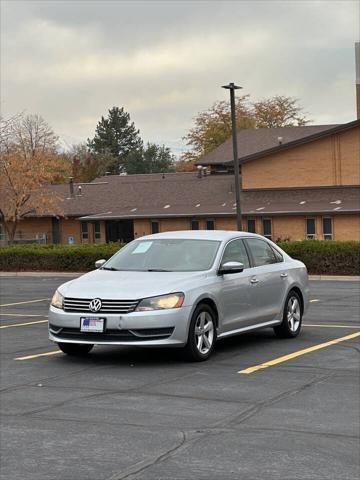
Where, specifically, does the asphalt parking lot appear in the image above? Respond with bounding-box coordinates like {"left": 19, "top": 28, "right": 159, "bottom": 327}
{"left": 0, "top": 276, "right": 359, "bottom": 480}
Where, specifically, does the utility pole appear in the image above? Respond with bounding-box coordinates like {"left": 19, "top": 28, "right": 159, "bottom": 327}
{"left": 222, "top": 82, "right": 243, "bottom": 230}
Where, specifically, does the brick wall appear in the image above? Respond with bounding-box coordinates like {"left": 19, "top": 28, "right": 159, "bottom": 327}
{"left": 242, "top": 127, "right": 360, "bottom": 189}
{"left": 333, "top": 214, "right": 360, "bottom": 240}
{"left": 134, "top": 219, "right": 151, "bottom": 238}
{"left": 60, "top": 218, "right": 81, "bottom": 244}
{"left": 13, "top": 217, "right": 53, "bottom": 243}
{"left": 4, "top": 213, "right": 358, "bottom": 245}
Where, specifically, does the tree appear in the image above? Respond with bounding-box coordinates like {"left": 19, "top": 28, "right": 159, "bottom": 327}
{"left": 253, "top": 95, "right": 308, "bottom": 128}
{"left": 13, "top": 114, "right": 59, "bottom": 159}
{"left": 181, "top": 95, "right": 309, "bottom": 163}
{"left": 87, "top": 107, "right": 143, "bottom": 173}
{"left": 125, "top": 143, "right": 175, "bottom": 175}
{"left": 182, "top": 96, "right": 255, "bottom": 162}
{"left": 175, "top": 158, "right": 196, "bottom": 172}
{"left": 68, "top": 143, "right": 107, "bottom": 182}
{"left": 0, "top": 114, "right": 67, "bottom": 243}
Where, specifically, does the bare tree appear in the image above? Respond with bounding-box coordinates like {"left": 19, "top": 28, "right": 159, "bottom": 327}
{"left": 0, "top": 114, "right": 67, "bottom": 243}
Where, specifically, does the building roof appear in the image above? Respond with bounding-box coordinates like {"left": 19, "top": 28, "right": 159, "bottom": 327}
{"left": 197, "top": 120, "right": 360, "bottom": 166}
{"left": 44, "top": 173, "right": 359, "bottom": 220}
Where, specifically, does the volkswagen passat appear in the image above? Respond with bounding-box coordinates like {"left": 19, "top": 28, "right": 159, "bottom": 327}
{"left": 49, "top": 231, "right": 309, "bottom": 361}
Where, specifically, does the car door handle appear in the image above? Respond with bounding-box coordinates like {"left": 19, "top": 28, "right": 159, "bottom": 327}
{"left": 280, "top": 273, "right": 288, "bottom": 278}
{"left": 250, "top": 278, "right": 259, "bottom": 284}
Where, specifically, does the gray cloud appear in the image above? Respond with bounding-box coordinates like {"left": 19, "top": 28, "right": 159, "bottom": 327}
{"left": 1, "top": 0, "right": 358, "bottom": 153}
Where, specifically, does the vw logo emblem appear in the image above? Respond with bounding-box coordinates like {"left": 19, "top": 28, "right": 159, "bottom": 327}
{"left": 89, "top": 298, "right": 102, "bottom": 313}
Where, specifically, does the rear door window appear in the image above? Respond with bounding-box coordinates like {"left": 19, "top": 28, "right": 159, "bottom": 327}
{"left": 245, "top": 238, "right": 277, "bottom": 267}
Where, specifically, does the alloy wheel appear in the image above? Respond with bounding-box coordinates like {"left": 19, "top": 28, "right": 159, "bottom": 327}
{"left": 287, "top": 296, "right": 301, "bottom": 332}
{"left": 194, "top": 311, "right": 214, "bottom": 355}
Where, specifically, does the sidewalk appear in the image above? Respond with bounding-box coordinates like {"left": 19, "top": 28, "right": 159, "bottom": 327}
{"left": 0, "top": 272, "right": 359, "bottom": 281}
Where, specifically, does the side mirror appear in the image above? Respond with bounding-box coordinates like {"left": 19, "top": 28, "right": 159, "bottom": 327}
{"left": 218, "top": 261, "right": 244, "bottom": 275}
{"left": 95, "top": 259, "right": 106, "bottom": 269}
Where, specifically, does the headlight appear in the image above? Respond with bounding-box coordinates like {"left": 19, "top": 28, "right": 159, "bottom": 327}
{"left": 51, "top": 290, "right": 64, "bottom": 309}
{"left": 135, "top": 293, "right": 184, "bottom": 312}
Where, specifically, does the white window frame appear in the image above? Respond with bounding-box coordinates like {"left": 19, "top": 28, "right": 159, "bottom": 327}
{"left": 322, "top": 216, "right": 333, "bottom": 240}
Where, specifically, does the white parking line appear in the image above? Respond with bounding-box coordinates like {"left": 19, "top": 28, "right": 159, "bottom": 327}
{"left": 0, "top": 298, "right": 50, "bottom": 307}
{"left": 310, "top": 299, "right": 320, "bottom": 303}
{"left": 0, "top": 320, "right": 48, "bottom": 329}
{"left": 303, "top": 323, "right": 360, "bottom": 329}
{"left": 0, "top": 313, "right": 45, "bottom": 317}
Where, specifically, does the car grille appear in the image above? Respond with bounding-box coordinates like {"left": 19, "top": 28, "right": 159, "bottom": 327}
{"left": 63, "top": 297, "right": 139, "bottom": 314}
{"left": 49, "top": 325, "right": 174, "bottom": 342}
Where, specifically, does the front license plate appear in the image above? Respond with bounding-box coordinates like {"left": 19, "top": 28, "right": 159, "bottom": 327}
{"left": 80, "top": 317, "right": 105, "bottom": 333}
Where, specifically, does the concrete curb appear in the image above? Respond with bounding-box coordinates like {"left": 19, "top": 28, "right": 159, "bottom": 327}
{"left": 0, "top": 272, "right": 82, "bottom": 277}
{"left": 308, "top": 275, "right": 360, "bottom": 281}
{"left": 0, "top": 272, "right": 359, "bottom": 281}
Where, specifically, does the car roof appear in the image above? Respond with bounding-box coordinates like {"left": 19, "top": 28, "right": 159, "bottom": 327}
{"left": 139, "top": 230, "right": 263, "bottom": 242}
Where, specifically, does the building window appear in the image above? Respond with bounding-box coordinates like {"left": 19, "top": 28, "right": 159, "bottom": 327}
{"left": 0, "top": 224, "right": 5, "bottom": 242}
{"left": 322, "top": 217, "right": 332, "bottom": 240}
{"left": 306, "top": 218, "right": 316, "bottom": 240}
{"left": 262, "top": 218, "right": 272, "bottom": 239}
{"left": 247, "top": 218, "right": 256, "bottom": 233}
{"left": 93, "top": 221, "right": 101, "bottom": 242}
{"left": 206, "top": 219, "right": 215, "bottom": 230}
{"left": 81, "top": 222, "right": 88, "bottom": 242}
{"left": 191, "top": 219, "right": 199, "bottom": 230}
{"left": 151, "top": 220, "right": 159, "bottom": 234}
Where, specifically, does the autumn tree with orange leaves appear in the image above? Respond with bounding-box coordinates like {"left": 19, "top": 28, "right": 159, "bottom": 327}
{"left": 0, "top": 114, "right": 70, "bottom": 243}
{"left": 181, "top": 95, "right": 309, "bottom": 164}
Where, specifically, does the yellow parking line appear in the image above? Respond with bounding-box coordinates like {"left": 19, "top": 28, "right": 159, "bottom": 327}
{"left": 239, "top": 331, "right": 360, "bottom": 374}
{"left": 15, "top": 350, "right": 61, "bottom": 361}
{"left": 303, "top": 323, "right": 360, "bottom": 329}
{"left": 310, "top": 299, "right": 319, "bottom": 303}
{"left": 0, "top": 320, "right": 48, "bottom": 329}
{"left": 0, "top": 298, "right": 49, "bottom": 307}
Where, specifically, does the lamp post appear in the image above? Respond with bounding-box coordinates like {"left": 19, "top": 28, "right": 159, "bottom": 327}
{"left": 222, "top": 82, "right": 243, "bottom": 231}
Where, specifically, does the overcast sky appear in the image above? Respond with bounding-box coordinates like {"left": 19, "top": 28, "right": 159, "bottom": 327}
{"left": 1, "top": 0, "right": 359, "bottom": 154}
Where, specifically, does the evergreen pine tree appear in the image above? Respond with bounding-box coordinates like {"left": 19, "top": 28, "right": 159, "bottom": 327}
{"left": 87, "top": 107, "right": 142, "bottom": 173}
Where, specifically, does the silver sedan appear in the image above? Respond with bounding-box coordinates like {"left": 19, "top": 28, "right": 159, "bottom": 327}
{"left": 49, "top": 231, "right": 309, "bottom": 361}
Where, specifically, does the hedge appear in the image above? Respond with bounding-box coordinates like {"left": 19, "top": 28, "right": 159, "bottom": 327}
{"left": 277, "top": 240, "right": 360, "bottom": 276}
{"left": 0, "top": 243, "right": 124, "bottom": 272}
{"left": 0, "top": 240, "right": 359, "bottom": 275}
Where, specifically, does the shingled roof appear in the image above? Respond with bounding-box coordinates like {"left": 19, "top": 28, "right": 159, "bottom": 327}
{"left": 197, "top": 120, "right": 360, "bottom": 166}
{"left": 41, "top": 173, "right": 359, "bottom": 220}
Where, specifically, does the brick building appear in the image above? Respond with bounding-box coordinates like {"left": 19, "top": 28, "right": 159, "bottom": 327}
{"left": 1, "top": 119, "right": 359, "bottom": 245}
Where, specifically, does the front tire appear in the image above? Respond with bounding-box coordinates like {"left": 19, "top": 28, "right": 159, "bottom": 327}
{"left": 274, "top": 291, "right": 303, "bottom": 338}
{"left": 183, "top": 304, "right": 217, "bottom": 361}
{"left": 57, "top": 342, "right": 94, "bottom": 356}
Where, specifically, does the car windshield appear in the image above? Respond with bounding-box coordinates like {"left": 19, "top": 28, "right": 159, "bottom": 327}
{"left": 103, "top": 239, "right": 221, "bottom": 272}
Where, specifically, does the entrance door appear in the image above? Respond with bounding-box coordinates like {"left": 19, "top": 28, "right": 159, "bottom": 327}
{"left": 51, "top": 218, "right": 60, "bottom": 244}
{"left": 105, "top": 220, "right": 134, "bottom": 243}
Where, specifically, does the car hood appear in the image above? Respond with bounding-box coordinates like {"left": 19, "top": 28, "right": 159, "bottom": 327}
{"left": 59, "top": 269, "right": 208, "bottom": 300}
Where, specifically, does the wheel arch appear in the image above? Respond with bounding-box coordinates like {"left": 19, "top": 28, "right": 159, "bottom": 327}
{"left": 193, "top": 296, "right": 219, "bottom": 328}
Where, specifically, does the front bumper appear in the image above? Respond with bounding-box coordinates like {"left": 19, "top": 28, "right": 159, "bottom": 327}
{"left": 48, "top": 304, "right": 192, "bottom": 347}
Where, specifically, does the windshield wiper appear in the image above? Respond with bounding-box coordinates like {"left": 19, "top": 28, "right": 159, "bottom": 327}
{"left": 147, "top": 268, "right": 172, "bottom": 272}
{"left": 101, "top": 266, "right": 119, "bottom": 271}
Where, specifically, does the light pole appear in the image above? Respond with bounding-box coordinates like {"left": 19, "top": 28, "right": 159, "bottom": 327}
{"left": 222, "top": 82, "right": 243, "bottom": 231}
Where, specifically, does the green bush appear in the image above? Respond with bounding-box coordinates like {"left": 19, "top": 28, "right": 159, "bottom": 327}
{"left": 278, "top": 240, "right": 360, "bottom": 276}
{"left": 0, "top": 243, "right": 124, "bottom": 272}
{"left": 0, "top": 240, "right": 359, "bottom": 275}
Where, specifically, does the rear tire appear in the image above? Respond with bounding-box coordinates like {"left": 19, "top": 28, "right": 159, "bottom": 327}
{"left": 183, "top": 304, "right": 217, "bottom": 361}
{"left": 57, "top": 343, "right": 94, "bottom": 356}
{"left": 274, "top": 290, "right": 302, "bottom": 339}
